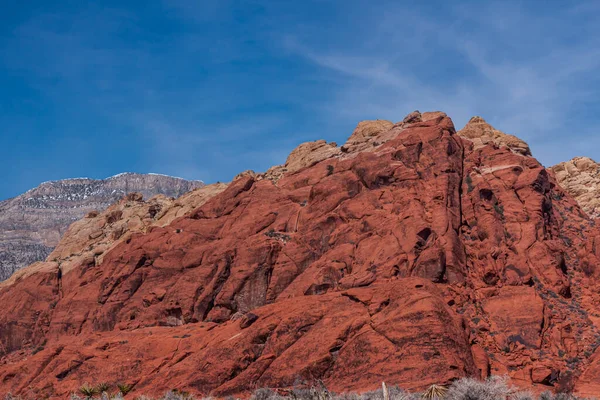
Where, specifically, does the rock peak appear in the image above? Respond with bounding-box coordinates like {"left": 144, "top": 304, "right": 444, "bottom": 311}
{"left": 566, "top": 156, "right": 598, "bottom": 169}
{"left": 461, "top": 116, "right": 503, "bottom": 136}
{"left": 467, "top": 115, "right": 487, "bottom": 124}
{"left": 458, "top": 116, "right": 532, "bottom": 156}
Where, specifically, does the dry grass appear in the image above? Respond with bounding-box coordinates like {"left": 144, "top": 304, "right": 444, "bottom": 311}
{"left": 7, "top": 376, "right": 595, "bottom": 400}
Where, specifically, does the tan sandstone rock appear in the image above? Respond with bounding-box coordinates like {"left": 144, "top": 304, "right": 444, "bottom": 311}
{"left": 458, "top": 116, "right": 531, "bottom": 156}
{"left": 551, "top": 157, "right": 600, "bottom": 219}
{"left": 261, "top": 140, "right": 342, "bottom": 182}
{"left": 341, "top": 119, "right": 395, "bottom": 153}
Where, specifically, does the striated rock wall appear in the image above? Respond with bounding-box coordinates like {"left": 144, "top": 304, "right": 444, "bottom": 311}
{"left": 2, "top": 112, "right": 600, "bottom": 397}
{"left": 0, "top": 173, "right": 204, "bottom": 281}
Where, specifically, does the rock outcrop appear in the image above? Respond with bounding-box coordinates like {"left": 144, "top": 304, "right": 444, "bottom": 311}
{"left": 1, "top": 183, "right": 228, "bottom": 289}
{"left": 340, "top": 119, "right": 394, "bottom": 153}
{"left": 458, "top": 116, "right": 532, "bottom": 156}
{"left": 551, "top": 157, "right": 600, "bottom": 219}
{"left": 261, "top": 140, "right": 342, "bottom": 182}
{"left": 2, "top": 112, "right": 600, "bottom": 397}
{"left": 0, "top": 173, "right": 204, "bottom": 281}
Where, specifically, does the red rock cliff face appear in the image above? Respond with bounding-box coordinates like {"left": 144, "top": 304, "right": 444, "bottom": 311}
{"left": 2, "top": 112, "right": 600, "bottom": 398}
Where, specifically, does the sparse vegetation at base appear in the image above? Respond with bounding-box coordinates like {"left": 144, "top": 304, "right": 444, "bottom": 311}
{"left": 5, "top": 376, "right": 584, "bottom": 400}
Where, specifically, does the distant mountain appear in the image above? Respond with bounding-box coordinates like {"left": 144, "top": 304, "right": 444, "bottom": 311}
{"left": 0, "top": 173, "right": 203, "bottom": 281}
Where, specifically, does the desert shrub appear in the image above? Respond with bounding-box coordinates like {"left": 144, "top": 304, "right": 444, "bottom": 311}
{"left": 445, "top": 376, "right": 530, "bottom": 400}
{"left": 247, "top": 385, "right": 414, "bottom": 400}
{"left": 66, "top": 377, "right": 597, "bottom": 400}
{"left": 161, "top": 390, "right": 197, "bottom": 400}
{"left": 71, "top": 394, "right": 123, "bottom": 400}
{"left": 555, "top": 371, "right": 576, "bottom": 394}
{"left": 289, "top": 386, "right": 332, "bottom": 400}
{"left": 250, "top": 388, "right": 286, "bottom": 400}
{"left": 465, "top": 175, "right": 474, "bottom": 193}
{"left": 512, "top": 392, "right": 535, "bottom": 400}
{"left": 539, "top": 393, "right": 591, "bottom": 400}
{"left": 327, "top": 385, "right": 415, "bottom": 400}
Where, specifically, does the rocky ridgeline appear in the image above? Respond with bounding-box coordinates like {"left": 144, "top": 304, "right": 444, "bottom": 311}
{"left": 0, "top": 173, "right": 204, "bottom": 281}
{"left": 3, "top": 112, "right": 600, "bottom": 398}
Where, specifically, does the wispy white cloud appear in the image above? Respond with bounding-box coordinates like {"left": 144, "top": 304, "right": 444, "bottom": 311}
{"left": 2, "top": 0, "right": 600, "bottom": 201}
{"left": 282, "top": 1, "right": 600, "bottom": 166}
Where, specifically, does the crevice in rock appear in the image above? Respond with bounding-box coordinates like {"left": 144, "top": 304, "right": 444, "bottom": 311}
{"left": 150, "top": 338, "right": 186, "bottom": 375}
{"left": 76, "top": 311, "right": 90, "bottom": 335}
{"left": 57, "top": 265, "right": 63, "bottom": 299}
{"left": 369, "top": 322, "right": 397, "bottom": 347}
{"left": 55, "top": 356, "right": 93, "bottom": 381}
{"left": 194, "top": 253, "right": 233, "bottom": 322}
{"left": 23, "top": 346, "right": 65, "bottom": 389}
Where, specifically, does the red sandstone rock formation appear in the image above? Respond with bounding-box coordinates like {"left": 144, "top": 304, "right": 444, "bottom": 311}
{"left": 2, "top": 112, "right": 600, "bottom": 398}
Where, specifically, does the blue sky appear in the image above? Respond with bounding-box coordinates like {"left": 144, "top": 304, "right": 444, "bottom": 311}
{"left": 1, "top": 1, "right": 599, "bottom": 200}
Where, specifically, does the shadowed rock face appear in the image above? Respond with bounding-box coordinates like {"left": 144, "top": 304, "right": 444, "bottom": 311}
{"left": 2, "top": 112, "right": 600, "bottom": 398}
{"left": 0, "top": 173, "right": 204, "bottom": 281}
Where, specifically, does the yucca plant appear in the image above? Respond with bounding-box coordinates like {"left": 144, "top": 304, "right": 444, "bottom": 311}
{"left": 422, "top": 384, "right": 447, "bottom": 399}
{"left": 79, "top": 383, "right": 99, "bottom": 398}
{"left": 117, "top": 383, "right": 133, "bottom": 395}
{"left": 96, "top": 383, "right": 111, "bottom": 393}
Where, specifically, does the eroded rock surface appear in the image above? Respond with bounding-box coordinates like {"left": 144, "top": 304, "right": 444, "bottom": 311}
{"left": 262, "top": 140, "right": 341, "bottom": 182}
{"left": 551, "top": 157, "right": 600, "bottom": 219}
{"left": 2, "top": 113, "right": 600, "bottom": 398}
{"left": 341, "top": 119, "right": 394, "bottom": 153}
